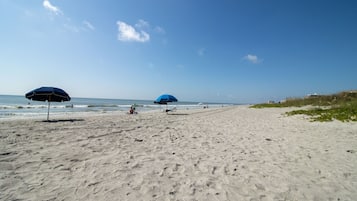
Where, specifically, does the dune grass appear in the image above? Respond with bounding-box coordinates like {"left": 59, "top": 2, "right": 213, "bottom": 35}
{"left": 250, "top": 91, "right": 357, "bottom": 122}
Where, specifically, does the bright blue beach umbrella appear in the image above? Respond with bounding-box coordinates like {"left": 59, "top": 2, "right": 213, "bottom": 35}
{"left": 154, "top": 94, "right": 178, "bottom": 105}
{"left": 25, "top": 87, "right": 71, "bottom": 121}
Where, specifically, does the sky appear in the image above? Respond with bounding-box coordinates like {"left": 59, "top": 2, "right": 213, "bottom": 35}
{"left": 1, "top": 0, "right": 357, "bottom": 103}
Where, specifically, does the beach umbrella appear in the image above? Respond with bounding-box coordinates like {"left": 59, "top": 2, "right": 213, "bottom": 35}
{"left": 154, "top": 94, "right": 178, "bottom": 104}
{"left": 154, "top": 94, "right": 178, "bottom": 112}
{"left": 25, "top": 87, "right": 71, "bottom": 121}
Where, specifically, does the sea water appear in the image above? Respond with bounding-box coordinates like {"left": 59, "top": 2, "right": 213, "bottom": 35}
{"left": 0, "top": 95, "right": 230, "bottom": 119}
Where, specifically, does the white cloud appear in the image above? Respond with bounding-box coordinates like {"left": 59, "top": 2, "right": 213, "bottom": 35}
{"left": 43, "top": 0, "right": 62, "bottom": 15}
{"left": 83, "top": 20, "right": 95, "bottom": 30}
{"left": 117, "top": 21, "right": 150, "bottom": 42}
{"left": 243, "top": 54, "right": 262, "bottom": 64}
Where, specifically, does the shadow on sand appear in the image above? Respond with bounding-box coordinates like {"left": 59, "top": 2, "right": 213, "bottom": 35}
{"left": 166, "top": 113, "right": 189, "bottom": 116}
{"left": 38, "top": 119, "right": 85, "bottom": 123}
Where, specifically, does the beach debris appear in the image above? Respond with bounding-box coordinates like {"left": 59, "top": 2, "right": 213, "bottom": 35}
{"left": 265, "top": 138, "right": 272, "bottom": 141}
{"left": 134, "top": 138, "right": 143, "bottom": 142}
{"left": 346, "top": 150, "right": 355, "bottom": 153}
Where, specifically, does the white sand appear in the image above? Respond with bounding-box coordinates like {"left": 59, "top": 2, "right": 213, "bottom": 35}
{"left": 1, "top": 106, "right": 357, "bottom": 201}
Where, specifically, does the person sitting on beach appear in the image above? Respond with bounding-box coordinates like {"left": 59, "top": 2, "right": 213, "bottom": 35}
{"left": 129, "top": 105, "right": 137, "bottom": 114}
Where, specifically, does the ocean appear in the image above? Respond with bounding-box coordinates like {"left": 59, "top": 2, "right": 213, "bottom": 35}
{"left": 0, "top": 95, "right": 230, "bottom": 119}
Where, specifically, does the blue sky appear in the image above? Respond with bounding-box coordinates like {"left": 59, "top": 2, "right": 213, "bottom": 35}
{"left": 1, "top": 0, "right": 356, "bottom": 103}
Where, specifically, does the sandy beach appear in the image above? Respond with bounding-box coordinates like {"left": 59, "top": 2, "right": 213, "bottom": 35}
{"left": 1, "top": 106, "right": 356, "bottom": 201}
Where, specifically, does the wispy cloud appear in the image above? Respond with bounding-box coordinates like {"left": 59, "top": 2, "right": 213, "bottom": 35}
{"left": 42, "top": 1, "right": 95, "bottom": 33}
{"left": 83, "top": 20, "right": 95, "bottom": 30}
{"left": 117, "top": 21, "right": 150, "bottom": 42}
{"left": 136, "top": 20, "right": 166, "bottom": 35}
{"left": 117, "top": 19, "right": 165, "bottom": 43}
{"left": 243, "top": 54, "right": 262, "bottom": 64}
{"left": 43, "top": 0, "right": 62, "bottom": 15}
{"left": 135, "top": 19, "right": 150, "bottom": 29}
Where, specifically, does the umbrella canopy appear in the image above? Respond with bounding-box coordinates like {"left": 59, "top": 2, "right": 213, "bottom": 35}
{"left": 154, "top": 94, "right": 178, "bottom": 104}
{"left": 26, "top": 87, "right": 71, "bottom": 102}
{"left": 25, "top": 87, "right": 71, "bottom": 121}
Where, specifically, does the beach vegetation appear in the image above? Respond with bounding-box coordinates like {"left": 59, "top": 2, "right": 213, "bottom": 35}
{"left": 251, "top": 90, "right": 357, "bottom": 122}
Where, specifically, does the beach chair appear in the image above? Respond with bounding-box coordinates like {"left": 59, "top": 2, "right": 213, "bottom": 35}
{"left": 165, "top": 107, "right": 177, "bottom": 113}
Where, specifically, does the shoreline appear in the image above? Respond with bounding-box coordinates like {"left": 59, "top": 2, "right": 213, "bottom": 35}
{"left": 0, "top": 94, "right": 235, "bottom": 120}
{"left": 1, "top": 106, "right": 356, "bottom": 200}
{"left": 0, "top": 105, "right": 232, "bottom": 122}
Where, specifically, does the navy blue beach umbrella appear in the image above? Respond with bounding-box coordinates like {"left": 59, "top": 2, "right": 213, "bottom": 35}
{"left": 154, "top": 94, "right": 178, "bottom": 104}
{"left": 25, "top": 87, "right": 71, "bottom": 121}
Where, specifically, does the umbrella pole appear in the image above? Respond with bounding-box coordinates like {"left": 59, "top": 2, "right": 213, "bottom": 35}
{"left": 47, "top": 101, "right": 50, "bottom": 121}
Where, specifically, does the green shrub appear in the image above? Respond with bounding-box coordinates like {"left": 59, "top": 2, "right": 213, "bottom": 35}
{"left": 252, "top": 91, "right": 357, "bottom": 122}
